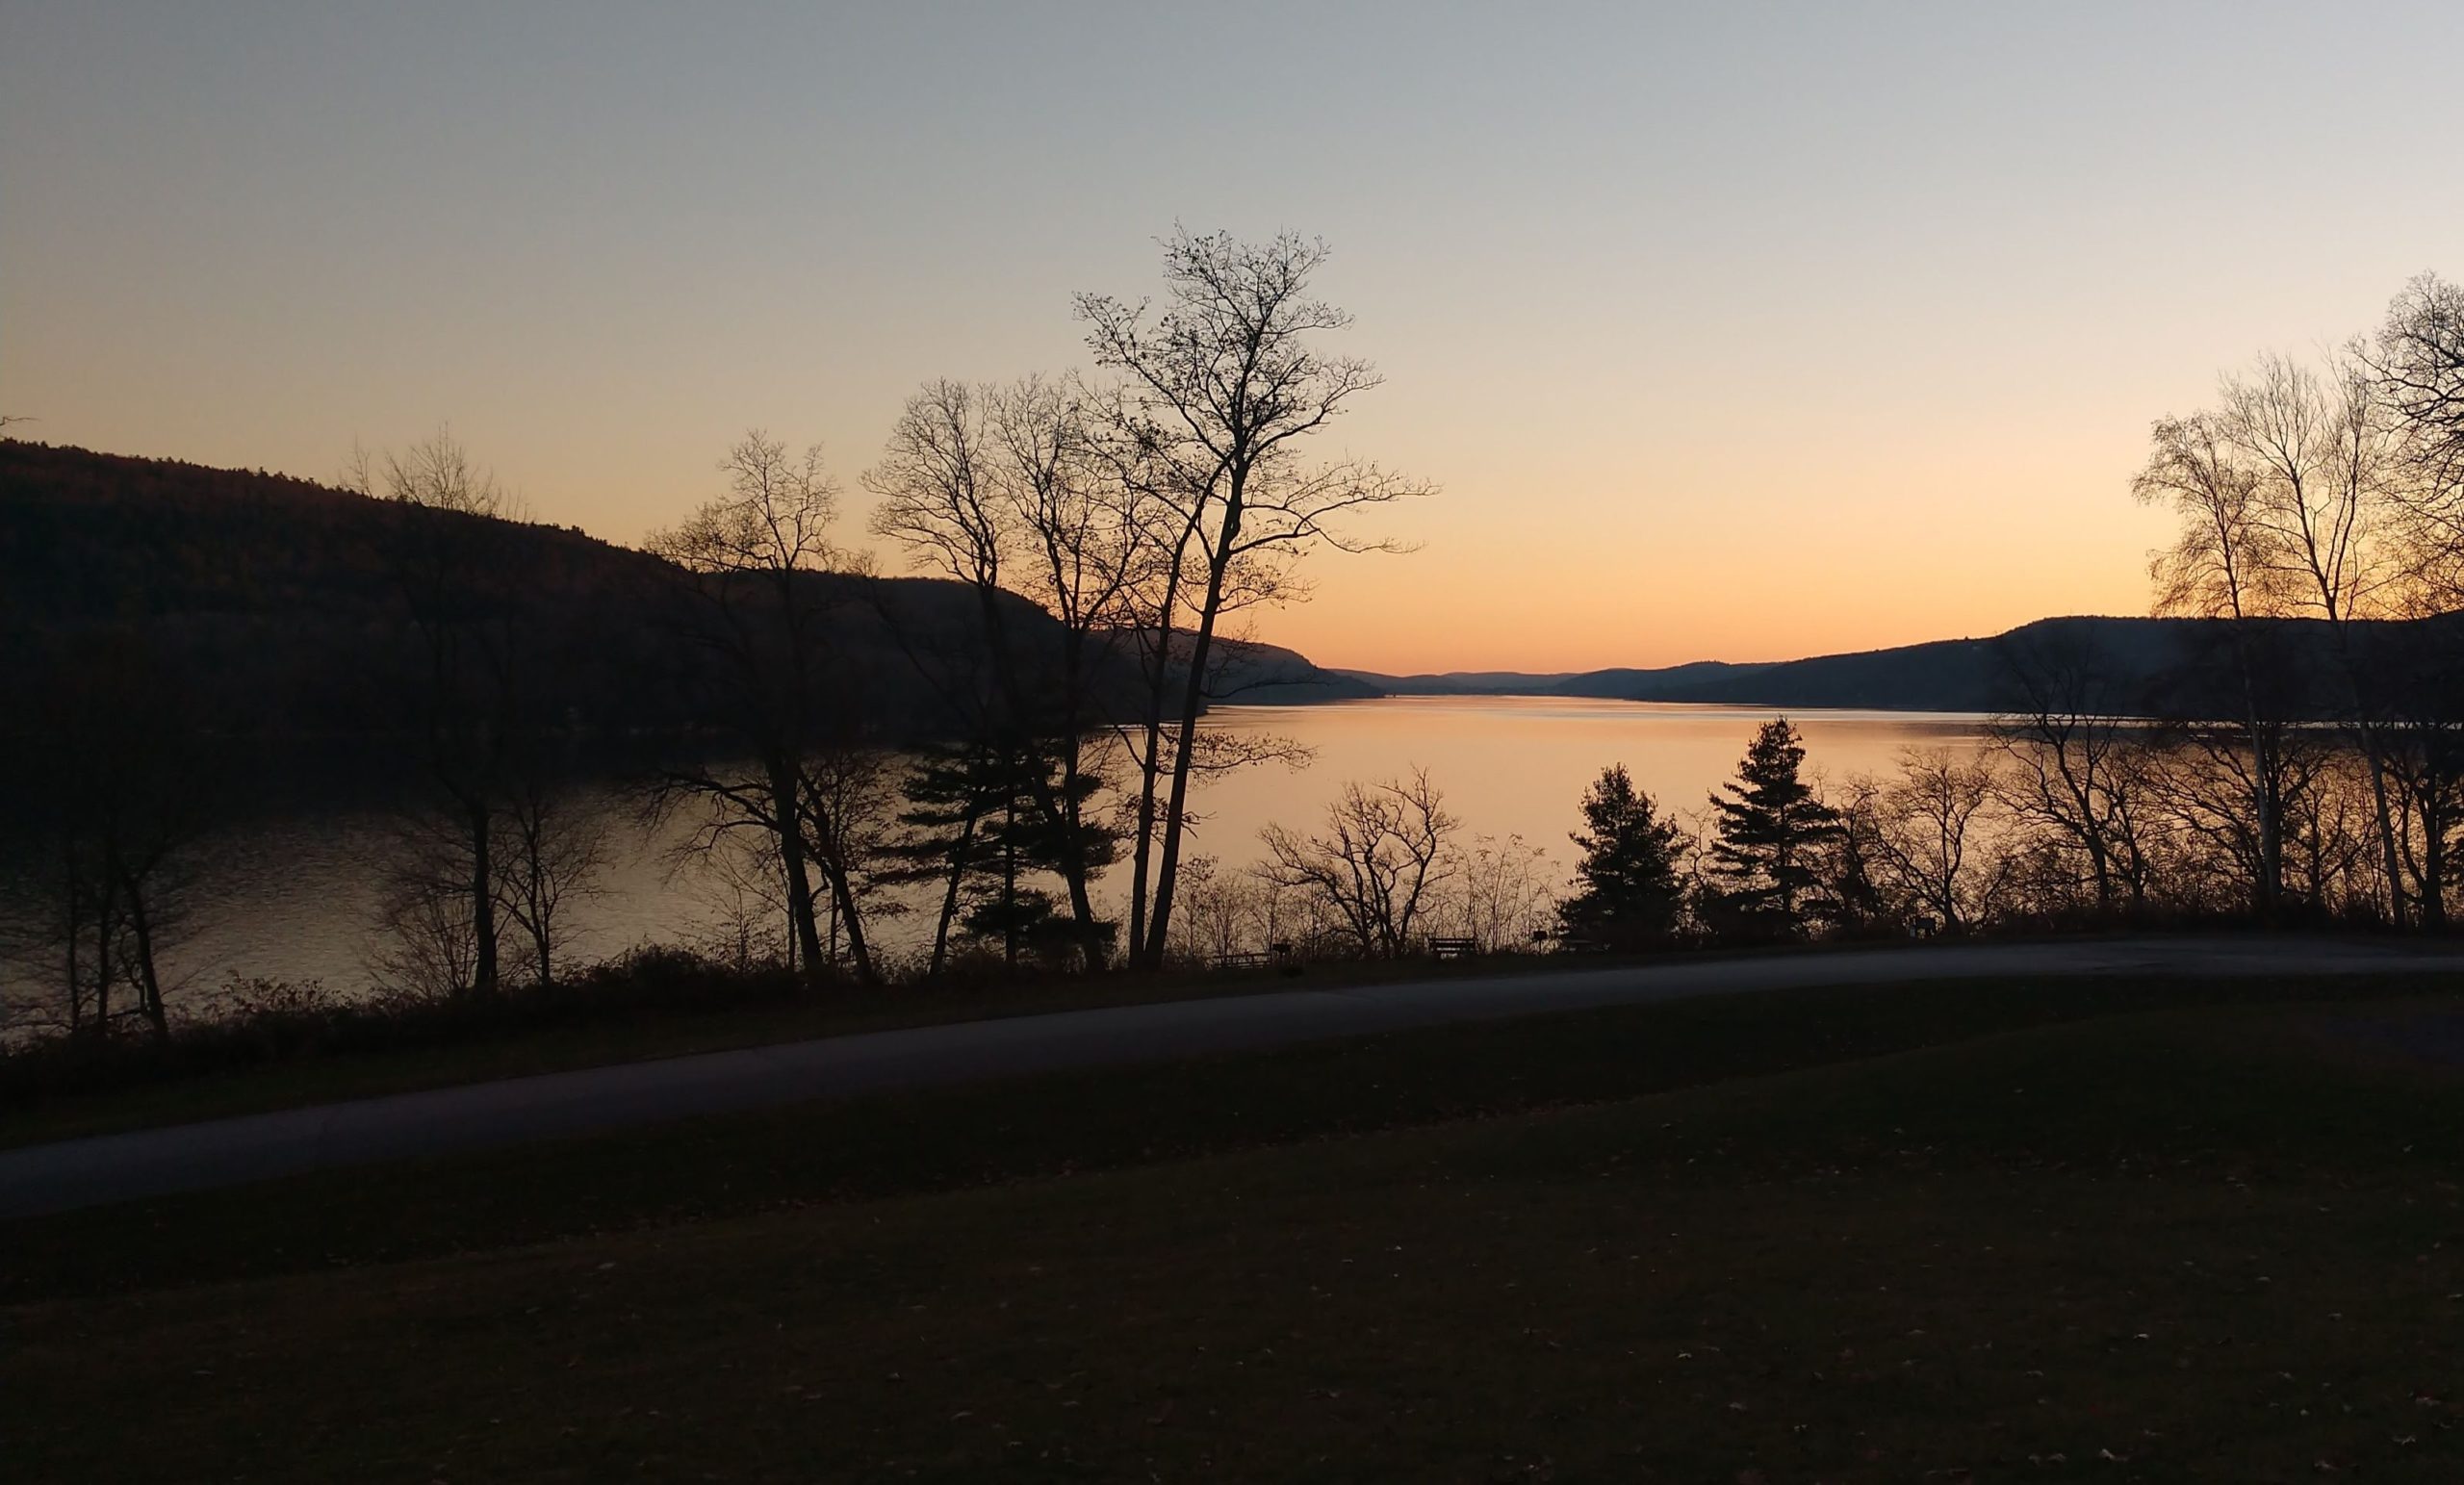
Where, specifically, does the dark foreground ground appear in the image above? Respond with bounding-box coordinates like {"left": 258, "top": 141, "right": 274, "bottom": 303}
{"left": 7, "top": 972, "right": 2464, "bottom": 1482}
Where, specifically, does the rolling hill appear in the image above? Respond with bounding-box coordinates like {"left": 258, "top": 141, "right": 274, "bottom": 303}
{"left": 1335, "top": 613, "right": 2457, "bottom": 716}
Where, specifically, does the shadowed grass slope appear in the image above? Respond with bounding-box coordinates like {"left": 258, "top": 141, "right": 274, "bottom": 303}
{"left": 6, "top": 974, "right": 2463, "bottom": 1481}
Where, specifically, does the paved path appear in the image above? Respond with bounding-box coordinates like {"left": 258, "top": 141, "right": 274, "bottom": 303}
{"left": 5, "top": 936, "right": 2460, "bottom": 1220}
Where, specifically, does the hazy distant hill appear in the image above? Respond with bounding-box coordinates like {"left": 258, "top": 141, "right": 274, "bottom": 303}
{"left": 1210, "top": 639, "right": 1383, "bottom": 703}
{"left": 1335, "top": 615, "right": 2450, "bottom": 716}
{"left": 1329, "top": 668, "right": 1576, "bottom": 696}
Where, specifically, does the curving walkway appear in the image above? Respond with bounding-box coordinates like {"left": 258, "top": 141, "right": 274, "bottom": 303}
{"left": 4, "top": 936, "right": 2460, "bottom": 1220}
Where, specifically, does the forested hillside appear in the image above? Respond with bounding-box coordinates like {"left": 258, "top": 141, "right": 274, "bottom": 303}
{"left": 1342, "top": 614, "right": 2463, "bottom": 717}
{"left": 0, "top": 440, "right": 1076, "bottom": 738}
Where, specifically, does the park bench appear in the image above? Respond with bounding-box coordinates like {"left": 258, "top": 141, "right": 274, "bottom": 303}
{"left": 1428, "top": 936, "right": 1479, "bottom": 960}
{"left": 1212, "top": 950, "right": 1272, "bottom": 969}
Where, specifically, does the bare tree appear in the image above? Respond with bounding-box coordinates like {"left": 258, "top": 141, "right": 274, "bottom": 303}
{"left": 1438, "top": 833, "right": 1559, "bottom": 953}
{"left": 3, "top": 632, "right": 206, "bottom": 1038}
{"left": 681, "top": 831, "right": 797, "bottom": 975}
{"left": 1257, "top": 769, "right": 1459, "bottom": 959}
{"left": 369, "top": 811, "right": 484, "bottom": 1001}
{"left": 2134, "top": 412, "right": 2302, "bottom": 917}
{"left": 649, "top": 432, "right": 884, "bottom": 982}
{"left": 2216, "top": 352, "right": 2410, "bottom": 921}
{"left": 346, "top": 430, "right": 528, "bottom": 994}
{"left": 2376, "top": 272, "right": 2464, "bottom": 528}
{"left": 1989, "top": 626, "right": 2153, "bottom": 915}
{"left": 865, "top": 376, "right": 1127, "bottom": 966}
{"left": 493, "top": 777, "right": 608, "bottom": 987}
{"left": 1861, "top": 746, "right": 2001, "bottom": 932}
{"left": 1166, "top": 855, "right": 1249, "bottom": 964}
{"left": 1078, "top": 230, "right": 1431, "bottom": 968}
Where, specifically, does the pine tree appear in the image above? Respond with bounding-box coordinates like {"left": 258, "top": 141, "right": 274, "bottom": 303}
{"left": 884, "top": 743, "right": 1004, "bottom": 979}
{"left": 1703, "top": 718, "right": 1840, "bottom": 939}
{"left": 1559, "top": 764, "right": 1686, "bottom": 946}
{"left": 892, "top": 739, "right": 1118, "bottom": 975}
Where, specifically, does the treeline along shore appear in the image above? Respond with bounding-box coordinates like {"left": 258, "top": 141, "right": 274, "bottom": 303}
{"left": 2, "top": 240, "right": 2462, "bottom": 1096}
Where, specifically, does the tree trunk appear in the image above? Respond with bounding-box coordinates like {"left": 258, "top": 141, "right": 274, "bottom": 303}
{"left": 824, "top": 865, "right": 875, "bottom": 984}
{"left": 1125, "top": 548, "right": 1189, "bottom": 967}
{"left": 928, "top": 814, "right": 978, "bottom": 980}
{"left": 90, "top": 866, "right": 116, "bottom": 1034}
{"left": 1001, "top": 798, "right": 1020, "bottom": 973}
{"left": 61, "top": 839, "right": 85, "bottom": 1036}
{"left": 122, "top": 866, "right": 169, "bottom": 1042}
{"left": 528, "top": 905, "right": 554, "bottom": 990}
{"left": 1142, "top": 491, "right": 1245, "bottom": 971}
{"left": 469, "top": 798, "right": 499, "bottom": 995}
{"left": 768, "top": 756, "right": 827, "bottom": 976}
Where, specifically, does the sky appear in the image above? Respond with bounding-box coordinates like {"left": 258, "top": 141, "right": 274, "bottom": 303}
{"left": 6, "top": 2, "right": 2460, "bottom": 674}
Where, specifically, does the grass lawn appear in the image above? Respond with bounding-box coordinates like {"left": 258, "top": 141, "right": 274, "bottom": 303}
{"left": 7, "top": 973, "right": 2464, "bottom": 1481}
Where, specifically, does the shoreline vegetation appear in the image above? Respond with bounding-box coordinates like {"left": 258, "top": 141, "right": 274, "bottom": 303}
{"left": 5, "top": 242, "right": 2463, "bottom": 1119}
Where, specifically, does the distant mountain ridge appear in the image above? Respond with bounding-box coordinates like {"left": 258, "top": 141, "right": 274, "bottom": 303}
{"left": 1333, "top": 614, "right": 2459, "bottom": 716}
{"left": 11, "top": 440, "right": 2450, "bottom": 727}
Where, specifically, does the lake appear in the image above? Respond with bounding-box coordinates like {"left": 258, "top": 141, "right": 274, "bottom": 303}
{"left": 10, "top": 698, "right": 1993, "bottom": 1004}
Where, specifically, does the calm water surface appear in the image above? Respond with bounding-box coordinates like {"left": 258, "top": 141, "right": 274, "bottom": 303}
{"left": 42, "top": 698, "right": 1993, "bottom": 999}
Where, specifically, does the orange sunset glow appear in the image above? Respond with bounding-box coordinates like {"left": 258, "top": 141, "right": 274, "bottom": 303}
{"left": 15, "top": 7, "right": 2464, "bottom": 1480}
{"left": 12, "top": 6, "right": 2450, "bottom": 672}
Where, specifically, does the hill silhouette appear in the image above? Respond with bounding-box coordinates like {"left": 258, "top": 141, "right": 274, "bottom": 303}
{"left": 0, "top": 441, "right": 1094, "bottom": 739}
{"left": 13, "top": 441, "right": 2444, "bottom": 730}
{"left": 1336, "top": 614, "right": 2459, "bottom": 716}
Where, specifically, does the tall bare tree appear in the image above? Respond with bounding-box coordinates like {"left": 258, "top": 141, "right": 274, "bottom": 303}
{"left": 1077, "top": 229, "right": 1430, "bottom": 968}
{"left": 650, "top": 432, "right": 882, "bottom": 982}
{"left": 2219, "top": 352, "right": 2409, "bottom": 921}
{"left": 866, "top": 375, "right": 1128, "bottom": 966}
{"left": 347, "top": 431, "right": 527, "bottom": 995}
{"left": 2377, "top": 272, "right": 2464, "bottom": 537}
{"left": 2134, "top": 412, "right": 2301, "bottom": 916}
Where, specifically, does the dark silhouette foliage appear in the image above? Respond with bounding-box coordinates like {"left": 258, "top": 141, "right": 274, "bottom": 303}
{"left": 1558, "top": 764, "right": 1685, "bottom": 947}
{"left": 1702, "top": 718, "right": 1841, "bottom": 939}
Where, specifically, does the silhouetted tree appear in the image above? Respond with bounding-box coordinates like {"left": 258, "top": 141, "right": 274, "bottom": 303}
{"left": 865, "top": 376, "right": 1126, "bottom": 967}
{"left": 1439, "top": 834, "right": 1559, "bottom": 954}
{"left": 1989, "top": 624, "right": 2154, "bottom": 915}
{"left": 1859, "top": 746, "right": 2002, "bottom": 932}
{"left": 1078, "top": 230, "right": 1430, "bottom": 969}
{"left": 649, "top": 432, "right": 884, "bottom": 983}
{"left": 346, "top": 431, "right": 529, "bottom": 996}
{"left": 494, "top": 774, "right": 608, "bottom": 987}
{"left": 3, "top": 630, "right": 208, "bottom": 1038}
{"left": 1701, "top": 719, "right": 1840, "bottom": 939}
{"left": 2134, "top": 414, "right": 2299, "bottom": 917}
{"left": 1558, "top": 764, "right": 1685, "bottom": 947}
{"left": 1258, "top": 769, "right": 1458, "bottom": 959}
{"left": 2215, "top": 352, "right": 2408, "bottom": 920}
{"left": 2377, "top": 272, "right": 2464, "bottom": 522}
{"left": 885, "top": 744, "right": 1000, "bottom": 979}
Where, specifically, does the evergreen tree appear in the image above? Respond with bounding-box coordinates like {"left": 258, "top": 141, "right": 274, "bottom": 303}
{"left": 1703, "top": 718, "right": 1840, "bottom": 939}
{"left": 1559, "top": 764, "right": 1686, "bottom": 946}
{"left": 885, "top": 743, "right": 1004, "bottom": 979}
{"left": 893, "top": 739, "right": 1119, "bottom": 975}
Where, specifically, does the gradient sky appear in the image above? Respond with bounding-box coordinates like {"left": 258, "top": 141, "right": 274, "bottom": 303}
{"left": 7, "top": 2, "right": 2460, "bottom": 673}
